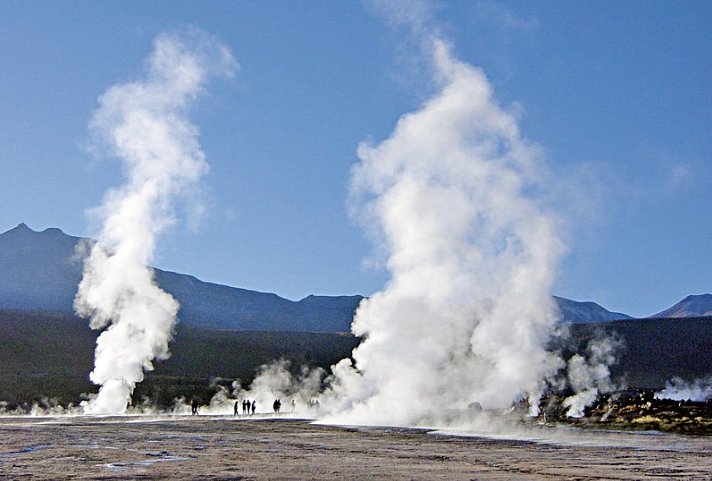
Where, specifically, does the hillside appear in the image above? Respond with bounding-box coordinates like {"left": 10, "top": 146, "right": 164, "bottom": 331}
{"left": 2, "top": 309, "right": 711, "bottom": 408}
{"left": 0, "top": 309, "right": 360, "bottom": 407}
{"left": 569, "top": 317, "right": 712, "bottom": 389}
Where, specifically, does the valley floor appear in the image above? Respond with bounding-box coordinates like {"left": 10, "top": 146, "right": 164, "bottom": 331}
{"left": 1, "top": 416, "right": 712, "bottom": 480}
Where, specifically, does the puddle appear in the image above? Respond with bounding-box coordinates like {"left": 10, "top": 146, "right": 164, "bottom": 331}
{"left": 99, "top": 451, "right": 193, "bottom": 470}
{"left": 0, "top": 443, "right": 51, "bottom": 457}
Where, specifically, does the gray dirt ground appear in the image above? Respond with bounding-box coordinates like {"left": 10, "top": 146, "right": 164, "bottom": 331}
{"left": 1, "top": 416, "right": 712, "bottom": 480}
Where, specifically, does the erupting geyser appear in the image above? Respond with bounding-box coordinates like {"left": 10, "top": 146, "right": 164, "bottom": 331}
{"left": 321, "top": 7, "right": 569, "bottom": 426}
{"left": 75, "top": 31, "right": 236, "bottom": 414}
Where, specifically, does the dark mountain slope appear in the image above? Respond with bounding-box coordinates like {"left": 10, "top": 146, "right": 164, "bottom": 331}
{"left": 570, "top": 317, "right": 712, "bottom": 389}
{"left": 0, "top": 309, "right": 360, "bottom": 407}
{"left": 2, "top": 309, "right": 710, "bottom": 407}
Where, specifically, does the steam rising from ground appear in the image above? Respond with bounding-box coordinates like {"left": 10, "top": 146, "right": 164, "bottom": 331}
{"left": 656, "top": 376, "right": 712, "bottom": 402}
{"left": 74, "top": 31, "right": 235, "bottom": 414}
{"left": 65, "top": 8, "right": 620, "bottom": 425}
{"left": 319, "top": 13, "right": 567, "bottom": 426}
{"left": 180, "top": 360, "right": 325, "bottom": 416}
{"left": 562, "top": 335, "right": 621, "bottom": 417}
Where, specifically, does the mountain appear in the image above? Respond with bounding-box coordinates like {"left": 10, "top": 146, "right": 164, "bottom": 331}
{"left": 1, "top": 223, "right": 701, "bottom": 329}
{"left": 553, "top": 296, "right": 631, "bottom": 323}
{"left": 153, "top": 269, "right": 363, "bottom": 332}
{"left": 649, "top": 294, "right": 712, "bottom": 319}
{"left": 0, "top": 223, "right": 85, "bottom": 312}
{"left": 0, "top": 223, "right": 361, "bottom": 332}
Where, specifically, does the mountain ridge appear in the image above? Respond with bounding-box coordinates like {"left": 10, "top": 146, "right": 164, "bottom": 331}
{"left": 0, "top": 223, "right": 362, "bottom": 332}
{"left": 553, "top": 295, "right": 631, "bottom": 323}
{"left": 1, "top": 223, "right": 707, "bottom": 330}
{"left": 649, "top": 293, "right": 712, "bottom": 319}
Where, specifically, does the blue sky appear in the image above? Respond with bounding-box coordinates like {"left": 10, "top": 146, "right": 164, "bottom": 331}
{"left": 0, "top": 1, "right": 709, "bottom": 317}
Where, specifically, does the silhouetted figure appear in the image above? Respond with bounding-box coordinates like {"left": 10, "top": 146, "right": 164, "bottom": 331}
{"left": 242, "top": 399, "right": 248, "bottom": 415}
{"left": 234, "top": 400, "right": 239, "bottom": 416}
{"left": 273, "top": 399, "right": 281, "bottom": 413}
{"left": 191, "top": 398, "right": 199, "bottom": 415}
{"left": 291, "top": 399, "right": 296, "bottom": 412}
{"left": 251, "top": 400, "right": 256, "bottom": 415}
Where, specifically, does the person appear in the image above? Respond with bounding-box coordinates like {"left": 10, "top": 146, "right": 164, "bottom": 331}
{"left": 234, "top": 400, "right": 239, "bottom": 416}
{"left": 251, "top": 400, "right": 256, "bottom": 415}
{"left": 191, "top": 398, "right": 199, "bottom": 416}
{"left": 242, "top": 399, "right": 248, "bottom": 415}
{"left": 273, "top": 398, "right": 281, "bottom": 413}
{"left": 291, "top": 399, "right": 296, "bottom": 412}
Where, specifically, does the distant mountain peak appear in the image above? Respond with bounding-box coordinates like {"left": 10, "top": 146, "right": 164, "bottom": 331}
{"left": 553, "top": 295, "right": 632, "bottom": 323}
{"left": 2, "top": 223, "right": 69, "bottom": 237}
{"left": 1, "top": 223, "right": 38, "bottom": 241}
{"left": 683, "top": 293, "right": 712, "bottom": 302}
{"left": 5, "top": 223, "right": 34, "bottom": 234}
{"left": 651, "top": 293, "right": 712, "bottom": 319}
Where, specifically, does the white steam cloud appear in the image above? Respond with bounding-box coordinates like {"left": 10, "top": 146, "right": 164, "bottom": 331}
{"left": 74, "top": 31, "right": 236, "bottom": 414}
{"left": 229, "top": 3, "right": 620, "bottom": 430}
{"left": 562, "top": 335, "right": 620, "bottom": 418}
{"left": 162, "top": 360, "right": 325, "bottom": 416}
{"left": 320, "top": 14, "right": 567, "bottom": 426}
{"left": 656, "top": 376, "right": 712, "bottom": 403}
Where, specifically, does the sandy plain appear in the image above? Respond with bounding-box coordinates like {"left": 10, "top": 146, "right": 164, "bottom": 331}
{"left": 1, "top": 415, "right": 711, "bottom": 481}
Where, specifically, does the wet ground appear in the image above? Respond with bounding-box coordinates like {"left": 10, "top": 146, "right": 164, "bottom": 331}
{"left": 1, "top": 415, "right": 711, "bottom": 480}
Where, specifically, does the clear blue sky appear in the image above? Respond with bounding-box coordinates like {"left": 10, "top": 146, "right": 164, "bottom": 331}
{"left": 0, "top": 1, "right": 709, "bottom": 318}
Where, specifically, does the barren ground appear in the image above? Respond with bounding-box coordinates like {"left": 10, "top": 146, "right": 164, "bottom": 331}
{"left": 1, "top": 416, "right": 711, "bottom": 480}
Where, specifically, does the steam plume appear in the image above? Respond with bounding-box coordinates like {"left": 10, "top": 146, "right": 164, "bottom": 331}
{"left": 75, "top": 31, "right": 235, "bottom": 414}
{"left": 656, "top": 376, "right": 712, "bottom": 402}
{"left": 322, "top": 8, "right": 566, "bottom": 426}
{"left": 562, "top": 335, "right": 620, "bottom": 418}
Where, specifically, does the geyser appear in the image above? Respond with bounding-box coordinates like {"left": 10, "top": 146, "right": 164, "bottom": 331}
{"left": 321, "top": 9, "right": 568, "bottom": 426}
{"left": 75, "top": 30, "right": 236, "bottom": 414}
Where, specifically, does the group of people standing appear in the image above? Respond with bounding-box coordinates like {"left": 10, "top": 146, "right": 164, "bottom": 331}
{"left": 235, "top": 399, "right": 256, "bottom": 416}
{"left": 231, "top": 398, "right": 294, "bottom": 415}
{"left": 192, "top": 397, "right": 301, "bottom": 416}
